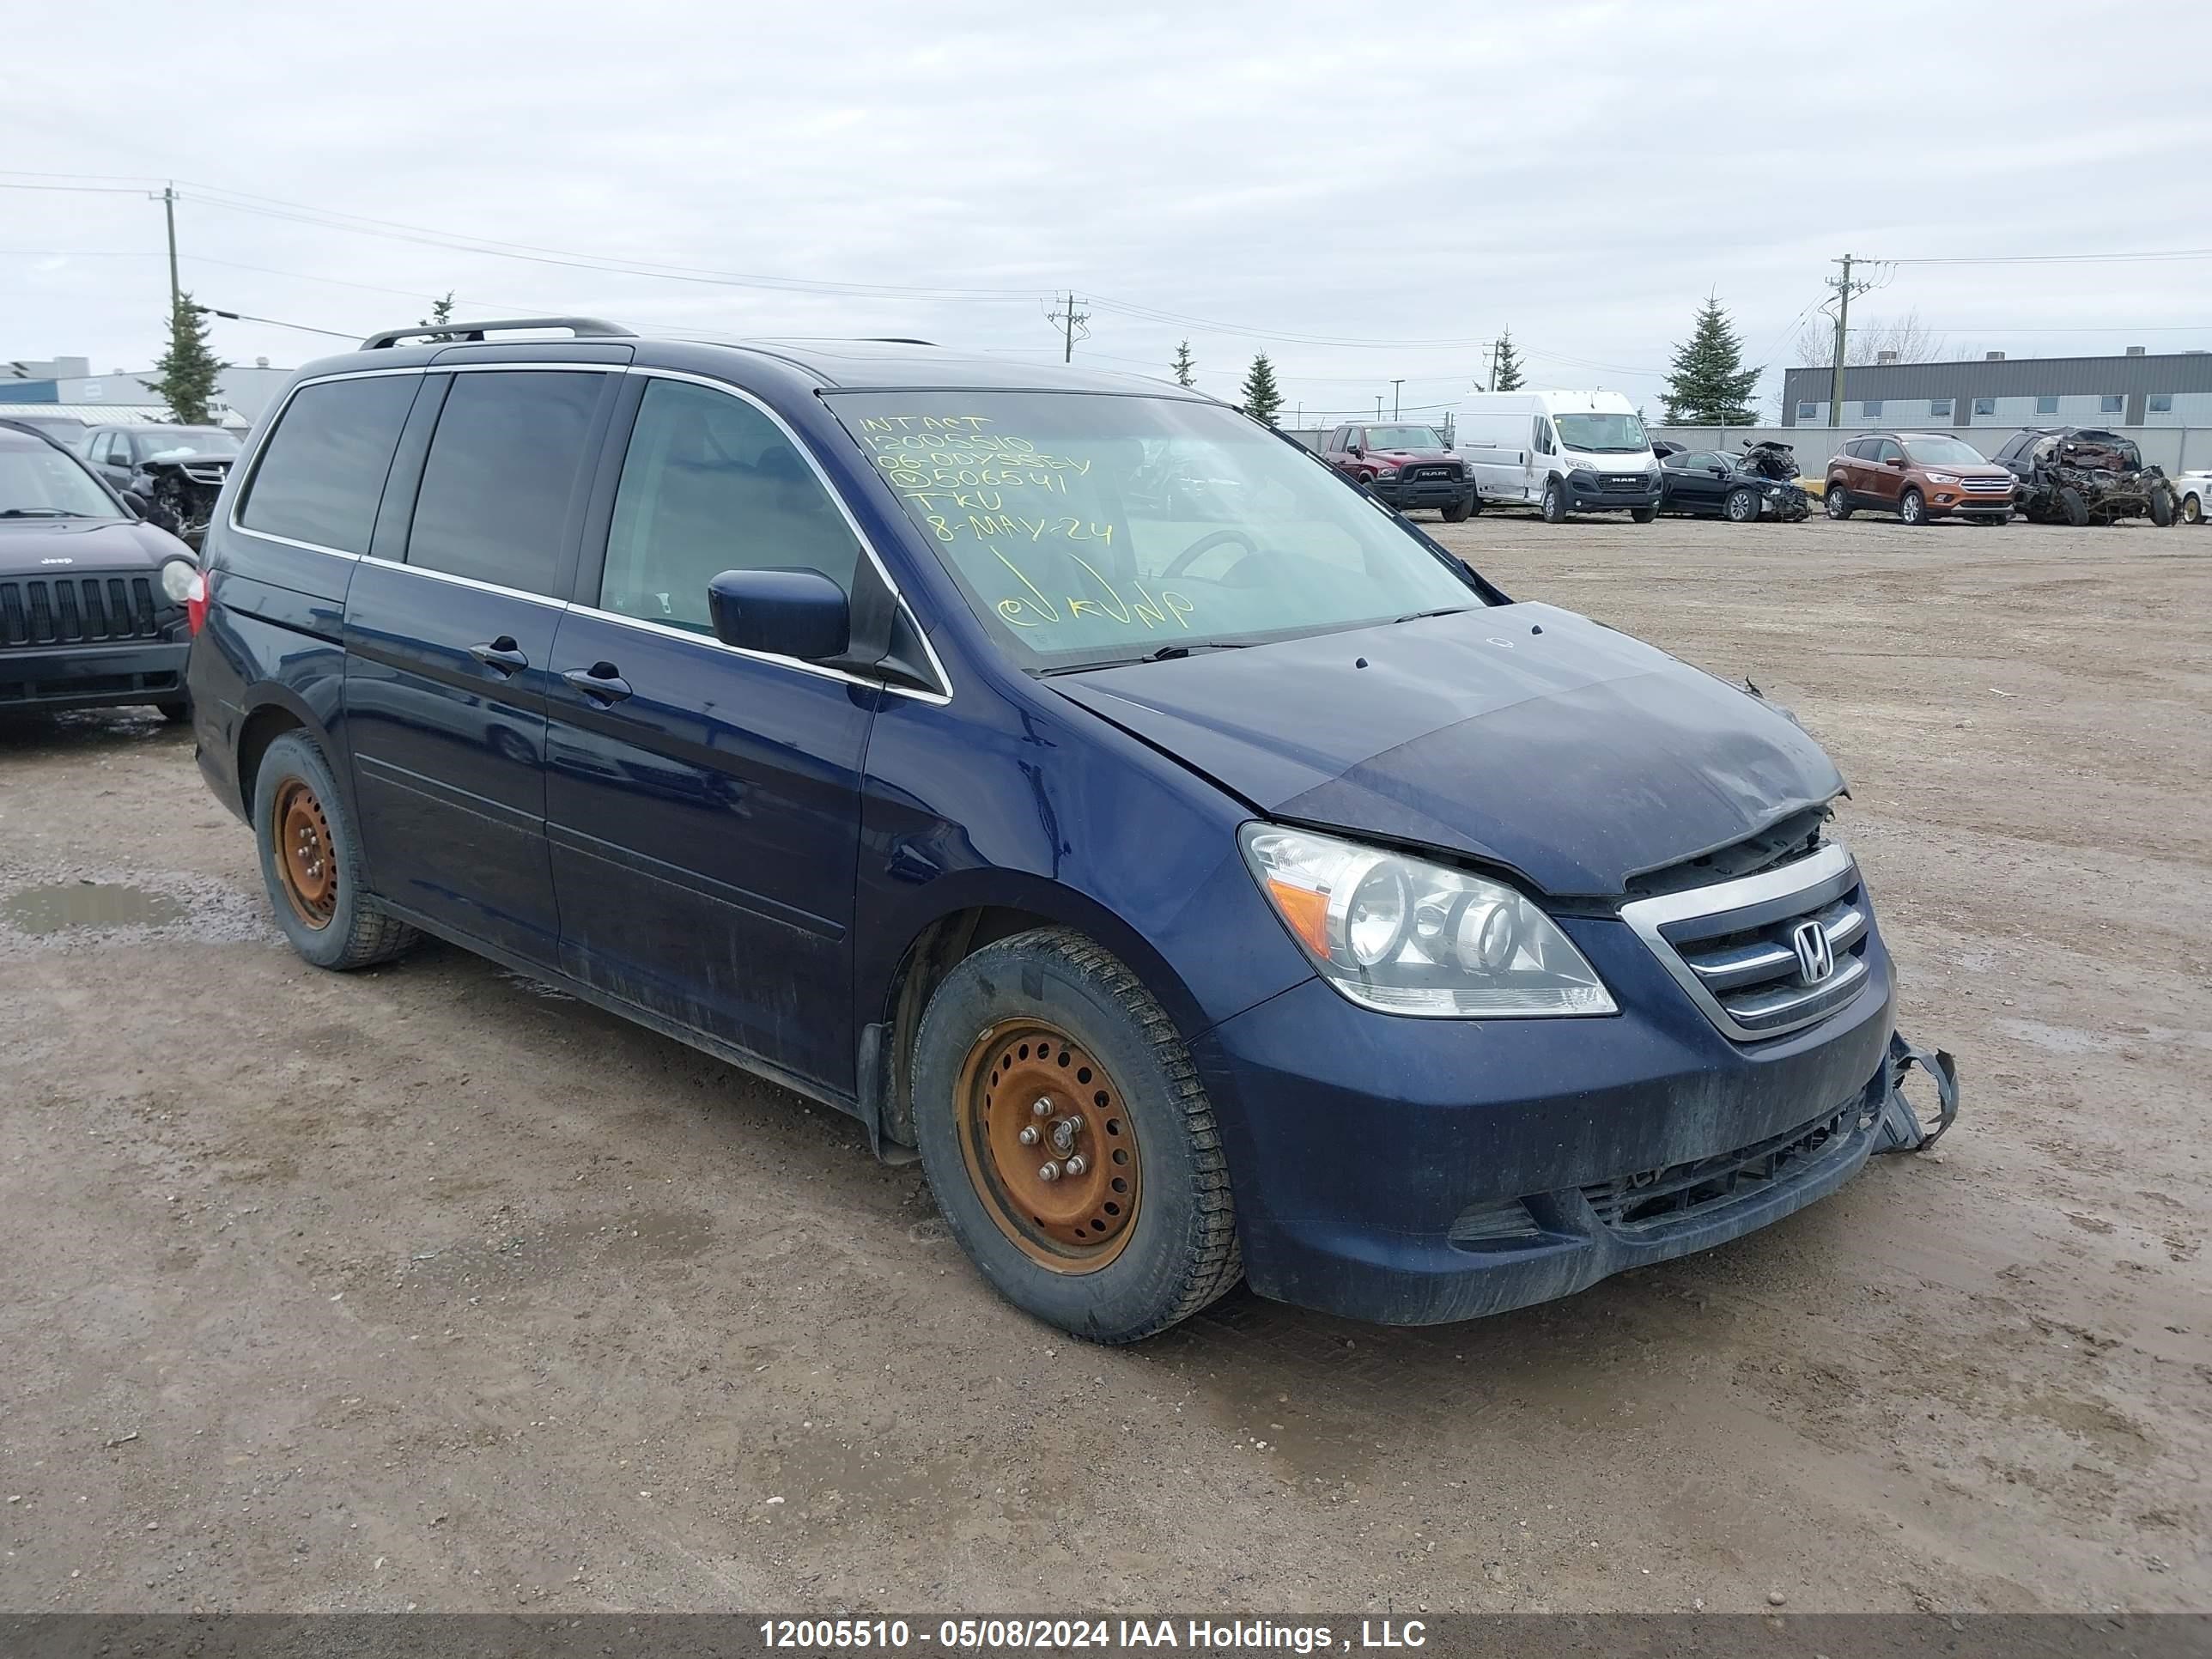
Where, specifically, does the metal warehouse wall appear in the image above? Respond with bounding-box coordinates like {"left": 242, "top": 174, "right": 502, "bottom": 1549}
{"left": 1779, "top": 352, "right": 2212, "bottom": 429}
{"left": 1652, "top": 424, "right": 2210, "bottom": 475}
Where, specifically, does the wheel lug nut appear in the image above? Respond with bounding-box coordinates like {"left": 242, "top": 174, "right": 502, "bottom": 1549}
{"left": 1062, "top": 1154, "right": 1087, "bottom": 1176}
{"left": 1018, "top": 1125, "right": 1041, "bottom": 1146}
{"left": 1030, "top": 1098, "right": 1053, "bottom": 1118}
{"left": 1036, "top": 1161, "right": 1061, "bottom": 1182}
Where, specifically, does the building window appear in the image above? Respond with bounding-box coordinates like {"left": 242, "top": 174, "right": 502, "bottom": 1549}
{"left": 2148, "top": 393, "right": 2172, "bottom": 414}
{"left": 2099, "top": 395, "right": 2124, "bottom": 414}
{"left": 1929, "top": 398, "right": 1953, "bottom": 421}
{"left": 2035, "top": 395, "right": 2059, "bottom": 415}
{"left": 1796, "top": 402, "right": 1817, "bottom": 422}
{"left": 1861, "top": 400, "right": 1882, "bottom": 418}
{"left": 1972, "top": 398, "right": 1996, "bottom": 417}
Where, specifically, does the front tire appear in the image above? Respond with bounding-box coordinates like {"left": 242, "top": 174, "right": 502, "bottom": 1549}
{"left": 1540, "top": 480, "right": 1567, "bottom": 523}
{"left": 1899, "top": 488, "right": 1927, "bottom": 526}
{"left": 1630, "top": 506, "right": 1657, "bottom": 524}
{"left": 252, "top": 732, "right": 418, "bottom": 971}
{"left": 911, "top": 927, "right": 1241, "bottom": 1344}
{"left": 155, "top": 697, "right": 191, "bottom": 723}
{"left": 1825, "top": 482, "right": 1853, "bottom": 520}
{"left": 2060, "top": 485, "right": 2090, "bottom": 527}
{"left": 2185, "top": 492, "right": 2204, "bottom": 526}
{"left": 1724, "top": 487, "right": 1759, "bottom": 523}
{"left": 2148, "top": 483, "right": 2174, "bottom": 527}
{"left": 1440, "top": 495, "right": 1472, "bottom": 524}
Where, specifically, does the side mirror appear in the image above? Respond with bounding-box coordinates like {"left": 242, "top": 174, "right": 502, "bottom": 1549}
{"left": 1708, "top": 465, "right": 1729, "bottom": 478}
{"left": 121, "top": 489, "right": 151, "bottom": 520}
{"left": 1887, "top": 455, "right": 1908, "bottom": 468}
{"left": 707, "top": 568, "right": 850, "bottom": 662}
{"left": 1346, "top": 445, "right": 1363, "bottom": 459}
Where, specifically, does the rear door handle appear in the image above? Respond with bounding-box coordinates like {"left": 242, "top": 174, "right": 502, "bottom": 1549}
{"left": 469, "top": 637, "right": 529, "bottom": 675}
{"left": 562, "top": 663, "right": 633, "bottom": 704}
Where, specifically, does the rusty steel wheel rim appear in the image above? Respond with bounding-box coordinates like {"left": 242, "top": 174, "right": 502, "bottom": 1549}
{"left": 955, "top": 1019, "right": 1141, "bottom": 1273}
{"left": 273, "top": 776, "right": 337, "bottom": 929}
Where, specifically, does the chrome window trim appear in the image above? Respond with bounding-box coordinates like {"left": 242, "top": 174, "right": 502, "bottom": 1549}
{"left": 1619, "top": 842, "right": 1864, "bottom": 1043}
{"left": 616, "top": 365, "right": 952, "bottom": 705}
{"left": 358, "top": 554, "right": 572, "bottom": 611}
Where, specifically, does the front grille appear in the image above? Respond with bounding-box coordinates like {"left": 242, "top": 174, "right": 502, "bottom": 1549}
{"left": 1961, "top": 478, "right": 2014, "bottom": 493}
{"left": 1600, "top": 473, "right": 1647, "bottom": 492}
{"left": 1582, "top": 1103, "right": 1860, "bottom": 1232}
{"left": 1620, "top": 842, "right": 1872, "bottom": 1042}
{"left": 0, "top": 574, "right": 164, "bottom": 648}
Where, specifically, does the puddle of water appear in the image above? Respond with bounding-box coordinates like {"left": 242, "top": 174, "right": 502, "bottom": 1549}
{"left": 3, "top": 882, "right": 187, "bottom": 935}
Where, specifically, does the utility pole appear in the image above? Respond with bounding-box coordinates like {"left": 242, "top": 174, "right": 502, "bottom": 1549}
{"left": 1491, "top": 340, "right": 1503, "bottom": 395}
{"left": 1375, "top": 395, "right": 1383, "bottom": 421}
{"left": 160, "top": 182, "right": 180, "bottom": 312}
{"left": 1826, "top": 253, "right": 1875, "bottom": 428}
{"left": 1390, "top": 379, "right": 1404, "bottom": 420}
{"left": 1046, "top": 293, "right": 1090, "bottom": 363}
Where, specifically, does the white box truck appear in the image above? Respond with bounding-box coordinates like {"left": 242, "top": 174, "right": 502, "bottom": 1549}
{"left": 1456, "top": 390, "right": 1662, "bottom": 523}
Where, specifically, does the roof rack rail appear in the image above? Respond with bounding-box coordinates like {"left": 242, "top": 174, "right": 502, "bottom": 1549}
{"left": 865, "top": 337, "right": 937, "bottom": 346}
{"left": 359, "top": 316, "right": 638, "bottom": 350}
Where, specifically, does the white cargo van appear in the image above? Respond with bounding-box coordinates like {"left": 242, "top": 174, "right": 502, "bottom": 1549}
{"left": 1456, "top": 391, "right": 1662, "bottom": 523}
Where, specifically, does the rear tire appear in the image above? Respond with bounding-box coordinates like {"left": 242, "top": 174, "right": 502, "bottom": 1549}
{"left": 1825, "top": 482, "right": 1853, "bottom": 520}
{"left": 2185, "top": 492, "right": 2204, "bottom": 526}
{"left": 1540, "top": 480, "right": 1566, "bottom": 523}
{"left": 252, "top": 731, "right": 418, "bottom": 971}
{"left": 911, "top": 927, "right": 1242, "bottom": 1344}
{"left": 1724, "top": 487, "right": 1759, "bottom": 523}
{"left": 1899, "top": 488, "right": 1927, "bottom": 526}
{"left": 2060, "top": 485, "right": 2090, "bottom": 527}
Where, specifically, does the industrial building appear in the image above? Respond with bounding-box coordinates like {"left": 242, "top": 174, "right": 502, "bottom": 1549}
{"left": 1780, "top": 347, "right": 2212, "bottom": 430}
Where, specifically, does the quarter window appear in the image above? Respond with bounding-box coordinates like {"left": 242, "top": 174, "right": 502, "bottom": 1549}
{"left": 407, "top": 370, "right": 605, "bottom": 594}
{"left": 598, "top": 378, "right": 863, "bottom": 634}
{"left": 238, "top": 375, "right": 419, "bottom": 555}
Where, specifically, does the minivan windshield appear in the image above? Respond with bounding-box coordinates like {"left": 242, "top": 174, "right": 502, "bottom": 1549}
{"left": 1363, "top": 425, "right": 1448, "bottom": 452}
{"left": 1899, "top": 435, "right": 1990, "bottom": 468}
{"left": 830, "top": 392, "right": 1485, "bottom": 671}
{"left": 1552, "top": 412, "right": 1649, "bottom": 454}
{"left": 0, "top": 433, "right": 119, "bottom": 519}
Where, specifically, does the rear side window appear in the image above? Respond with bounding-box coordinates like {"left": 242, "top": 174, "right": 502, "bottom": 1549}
{"left": 407, "top": 370, "right": 604, "bottom": 594}
{"left": 598, "top": 378, "right": 862, "bottom": 633}
{"left": 240, "top": 377, "right": 417, "bottom": 555}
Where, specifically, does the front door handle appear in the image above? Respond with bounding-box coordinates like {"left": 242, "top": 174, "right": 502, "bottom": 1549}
{"left": 470, "top": 636, "right": 529, "bottom": 675}
{"left": 562, "top": 663, "right": 633, "bottom": 704}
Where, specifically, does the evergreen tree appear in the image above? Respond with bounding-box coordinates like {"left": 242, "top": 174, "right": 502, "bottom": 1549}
{"left": 1239, "top": 352, "right": 1283, "bottom": 426}
{"left": 1491, "top": 329, "right": 1524, "bottom": 392}
{"left": 1662, "top": 295, "right": 1762, "bottom": 425}
{"left": 419, "top": 291, "right": 457, "bottom": 342}
{"left": 146, "top": 292, "right": 225, "bottom": 427}
{"left": 1171, "top": 340, "right": 1196, "bottom": 388}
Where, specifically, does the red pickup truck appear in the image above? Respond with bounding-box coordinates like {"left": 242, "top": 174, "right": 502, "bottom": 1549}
{"left": 1321, "top": 422, "right": 1479, "bottom": 520}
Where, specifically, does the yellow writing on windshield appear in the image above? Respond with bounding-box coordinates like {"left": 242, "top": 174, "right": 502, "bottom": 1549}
{"left": 988, "top": 546, "right": 1194, "bottom": 634}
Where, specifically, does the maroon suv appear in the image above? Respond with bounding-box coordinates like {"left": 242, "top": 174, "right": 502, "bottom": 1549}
{"left": 1322, "top": 422, "right": 1478, "bottom": 520}
{"left": 1824, "top": 431, "right": 2017, "bottom": 526}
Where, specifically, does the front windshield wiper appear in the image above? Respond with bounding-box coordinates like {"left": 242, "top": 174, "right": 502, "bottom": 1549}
{"left": 0, "top": 507, "right": 95, "bottom": 519}
{"left": 1036, "top": 639, "right": 1257, "bottom": 676}
{"left": 1392, "top": 605, "right": 1474, "bottom": 624}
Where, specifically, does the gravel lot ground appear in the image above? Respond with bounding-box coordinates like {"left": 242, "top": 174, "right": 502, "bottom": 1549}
{"left": 0, "top": 511, "right": 2205, "bottom": 1616}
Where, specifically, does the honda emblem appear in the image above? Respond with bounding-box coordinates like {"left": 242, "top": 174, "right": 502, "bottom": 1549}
{"left": 1790, "top": 920, "right": 1835, "bottom": 984}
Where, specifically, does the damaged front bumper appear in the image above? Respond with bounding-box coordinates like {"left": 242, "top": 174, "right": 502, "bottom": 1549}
{"left": 1874, "top": 1030, "right": 1960, "bottom": 1153}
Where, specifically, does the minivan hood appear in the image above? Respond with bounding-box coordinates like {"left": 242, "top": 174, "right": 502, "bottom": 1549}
{"left": 1051, "top": 603, "right": 1842, "bottom": 899}
{"left": 0, "top": 517, "right": 187, "bottom": 575}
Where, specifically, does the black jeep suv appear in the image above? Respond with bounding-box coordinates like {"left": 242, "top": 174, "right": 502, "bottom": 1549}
{"left": 0, "top": 420, "right": 200, "bottom": 719}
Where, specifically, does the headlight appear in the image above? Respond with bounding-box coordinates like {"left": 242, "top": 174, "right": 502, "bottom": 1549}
{"left": 1238, "top": 824, "right": 1615, "bottom": 1018}
{"left": 159, "top": 557, "right": 198, "bottom": 603}
{"left": 1765, "top": 484, "right": 1782, "bottom": 497}
{"left": 1925, "top": 471, "right": 1960, "bottom": 484}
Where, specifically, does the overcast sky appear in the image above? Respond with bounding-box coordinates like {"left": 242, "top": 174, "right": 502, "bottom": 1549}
{"left": 8, "top": 1, "right": 2211, "bottom": 424}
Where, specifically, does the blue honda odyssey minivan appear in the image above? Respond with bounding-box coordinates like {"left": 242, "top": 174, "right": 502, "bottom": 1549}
{"left": 185, "top": 319, "right": 1942, "bottom": 1342}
